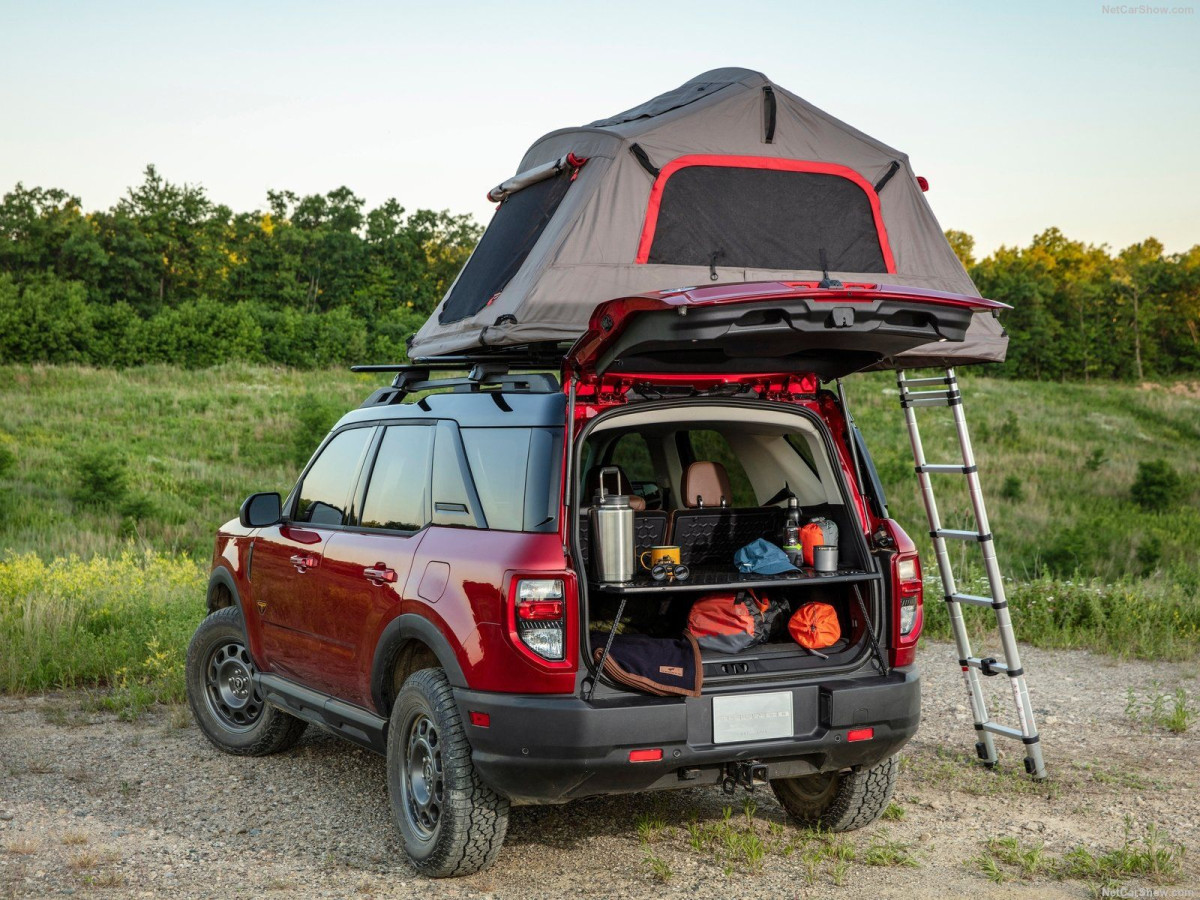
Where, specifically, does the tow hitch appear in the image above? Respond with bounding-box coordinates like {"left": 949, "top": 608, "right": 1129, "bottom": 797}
{"left": 721, "top": 760, "right": 769, "bottom": 794}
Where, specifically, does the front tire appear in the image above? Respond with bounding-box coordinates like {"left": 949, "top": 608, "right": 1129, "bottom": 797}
{"left": 387, "top": 668, "right": 509, "bottom": 877}
{"left": 185, "top": 606, "right": 307, "bottom": 756}
{"left": 771, "top": 754, "right": 899, "bottom": 832}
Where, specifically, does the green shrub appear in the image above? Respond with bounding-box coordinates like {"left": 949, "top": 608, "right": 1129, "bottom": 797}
{"left": 922, "top": 575, "right": 1200, "bottom": 660}
{"left": 0, "top": 550, "right": 203, "bottom": 712}
{"left": 1136, "top": 535, "right": 1163, "bottom": 573}
{"left": 0, "top": 435, "right": 15, "bottom": 479}
{"left": 291, "top": 393, "right": 344, "bottom": 466}
{"left": 70, "top": 449, "right": 128, "bottom": 509}
{"left": 1131, "top": 459, "right": 1181, "bottom": 511}
{"left": 999, "top": 475, "right": 1025, "bottom": 502}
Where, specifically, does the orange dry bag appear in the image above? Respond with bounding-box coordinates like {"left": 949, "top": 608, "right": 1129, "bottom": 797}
{"left": 788, "top": 602, "right": 841, "bottom": 650}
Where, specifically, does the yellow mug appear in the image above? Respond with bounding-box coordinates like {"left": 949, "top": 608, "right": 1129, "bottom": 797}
{"left": 640, "top": 545, "right": 681, "bottom": 570}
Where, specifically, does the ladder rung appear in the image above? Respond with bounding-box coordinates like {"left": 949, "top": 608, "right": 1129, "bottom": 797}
{"left": 901, "top": 375, "right": 956, "bottom": 387}
{"left": 932, "top": 529, "right": 992, "bottom": 542}
{"left": 947, "top": 593, "right": 1000, "bottom": 609}
{"left": 915, "top": 463, "right": 978, "bottom": 475}
{"left": 980, "top": 722, "right": 1027, "bottom": 741}
{"left": 900, "top": 389, "right": 962, "bottom": 409}
{"left": 964, "top": 656, "right": 1022, "bottom": 677}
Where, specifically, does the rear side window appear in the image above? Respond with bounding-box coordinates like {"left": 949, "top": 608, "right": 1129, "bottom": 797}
{"left": 295, "top": 427, "right": 374, "bottom": 526}
{"left": 359, "top": 425, "right": 434, "bottom": 531}
{"left": 608, "top": 432, "right": 656, "bottom": 484}
{"left": 680, "top": 430, "right": 757, "bottom": 507}
{"left": 460, "top": 427, "right": 562, "bottom": 532}
{"left": 640, "top": 159, "right": 891, "bottom": 274}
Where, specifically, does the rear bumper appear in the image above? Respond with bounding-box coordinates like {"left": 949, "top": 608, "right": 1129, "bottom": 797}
{"left": 454, "top": 666, "right": 920, "bottom": 804}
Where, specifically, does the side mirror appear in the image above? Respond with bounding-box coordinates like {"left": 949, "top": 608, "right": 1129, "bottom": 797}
{"left": 240, "top": 492, "right": 282, "bottom": 528}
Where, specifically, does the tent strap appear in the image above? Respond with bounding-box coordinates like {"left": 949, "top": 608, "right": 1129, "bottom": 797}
{"left": 762, "top": 86, "right": 776, "bottom": 143}
{"left": 629, "top": 143, "right": 660, "bottom": 178}
{"left": 873, "top": 160, "right": 901, "bottom": 193}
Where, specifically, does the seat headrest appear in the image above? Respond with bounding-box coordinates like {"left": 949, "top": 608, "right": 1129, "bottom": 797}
{"left": 682, "top": 462, "right": 732, "bottom": 508}
{"left": 583, "top": 465, "right": 646, "bottom": 511}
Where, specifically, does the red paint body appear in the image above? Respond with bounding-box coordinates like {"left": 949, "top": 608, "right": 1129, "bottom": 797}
{"left": 209, "top": 281, "right": 948, "bottom": 718}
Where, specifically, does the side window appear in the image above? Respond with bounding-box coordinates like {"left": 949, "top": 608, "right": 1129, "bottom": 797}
{"left": 608, "top": 433, "right": 656, "bottom": 484}
{"left": 359, "top": 425, "right": 434, "bottom": 531}
{"left": 683, "top": 430, "right": 757, "bottom": 507}
{"left": 461, "top": 428, "right": 532, "bottom": 532}
{"left": 295, "top": 427, "right": 374, "bottom": 526}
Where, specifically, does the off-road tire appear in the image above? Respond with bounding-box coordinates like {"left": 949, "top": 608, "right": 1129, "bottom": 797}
{"left": 387, "top": 668, "right": 509, "bottom": 877}
{"left": 185, "top": 606, "right": 307, "bottom": 756}
{"left": 771, "top": 754, "right": 899, "bottom": 832}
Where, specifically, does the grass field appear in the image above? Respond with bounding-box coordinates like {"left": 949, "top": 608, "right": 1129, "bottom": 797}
{"left": 0, "top": 364, "right": 1198, "bottom": 708}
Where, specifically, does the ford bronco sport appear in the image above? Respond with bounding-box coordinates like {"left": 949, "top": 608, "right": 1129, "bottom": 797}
{"left": 186, "top": 281, "right": 1004, "bottom": 876}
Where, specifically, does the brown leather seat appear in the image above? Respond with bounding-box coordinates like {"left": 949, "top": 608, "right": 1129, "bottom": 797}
{"left": 681, "top": 461, "right": 732, "bottom": 508}
{"left": 583, "top": 465, "right": 646, "bottom": 511}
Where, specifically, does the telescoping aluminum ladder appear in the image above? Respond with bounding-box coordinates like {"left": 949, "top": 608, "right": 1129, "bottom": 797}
{"left": 897, "top": 368, "right": 1046, "bottom": 779}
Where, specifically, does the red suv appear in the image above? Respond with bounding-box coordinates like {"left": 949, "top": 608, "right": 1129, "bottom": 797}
{"left": 186, "top": 281, "right": 1002, "bottom": 876}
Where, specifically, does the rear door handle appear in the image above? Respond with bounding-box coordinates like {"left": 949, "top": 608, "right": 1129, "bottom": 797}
{"left": 290, "top": 554, "right": 318, "bottom": 572}
{"left": 364, "top": 563, "right": 398, "bottom": 584}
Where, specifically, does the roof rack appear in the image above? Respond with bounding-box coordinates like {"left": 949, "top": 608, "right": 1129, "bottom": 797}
{"left": 352, "top": 350, "right": 564, "bottom": 407}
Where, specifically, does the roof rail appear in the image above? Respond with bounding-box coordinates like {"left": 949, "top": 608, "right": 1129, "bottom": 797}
{"left": 353, "top": 356, "right": 561, "bottom": 407}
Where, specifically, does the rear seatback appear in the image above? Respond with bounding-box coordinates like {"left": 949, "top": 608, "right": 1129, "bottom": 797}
{"left": 670, "top": 462, "right": 784, "bottom": 568}
{"left": 577, "top": 511, "right": 670, "bottom": 571}
{"left": 673, "top": 506, "right": 785, "bottom": 567}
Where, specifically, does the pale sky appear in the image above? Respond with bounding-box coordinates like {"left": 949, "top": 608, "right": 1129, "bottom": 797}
{"left": 2, "top": 0, "right": 1198, "bottom": 256}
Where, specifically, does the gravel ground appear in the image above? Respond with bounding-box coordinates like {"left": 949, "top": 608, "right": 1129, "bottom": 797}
{"left": 1, "top": 641, "right": 1197, "bottom": 899}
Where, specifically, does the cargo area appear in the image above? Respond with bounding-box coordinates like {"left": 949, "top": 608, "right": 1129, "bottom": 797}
{"left": 573, "top": 400, "right": 885, "bottom": 690}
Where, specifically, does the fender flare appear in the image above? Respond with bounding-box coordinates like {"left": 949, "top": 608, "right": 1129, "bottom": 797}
{"left": 371, "top": 614, "right": 468, "bottom": 713}
{"left": 206, "top": 566, "right": 243, "bottom": 616}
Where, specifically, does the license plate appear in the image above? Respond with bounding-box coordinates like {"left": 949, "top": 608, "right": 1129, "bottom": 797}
{"left": 712, "top": 691, "right": 794, "bottom": 744}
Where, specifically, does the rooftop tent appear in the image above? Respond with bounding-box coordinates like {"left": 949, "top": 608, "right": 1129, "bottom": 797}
{"left": 409, "top": 68, "right": 1006, "bottom": 368}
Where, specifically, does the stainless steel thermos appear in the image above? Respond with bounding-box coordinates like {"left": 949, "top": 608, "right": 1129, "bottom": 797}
{"left": 588, "top": 466, "right": 635, "bottom": 583}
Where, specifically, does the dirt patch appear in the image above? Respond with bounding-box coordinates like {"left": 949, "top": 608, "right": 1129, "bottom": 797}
{"left": 1, "top": 641, "right": 1196, "bottom": 899}
{"left": 1139, "top": 380, "right": 1200, "bottom": 397}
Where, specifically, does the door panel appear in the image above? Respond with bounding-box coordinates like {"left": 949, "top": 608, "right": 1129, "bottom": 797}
{"left": 251, "top": 425, "right": 376, "bottom": 694}
{"left": 320, "top": 530, "right": 426, "bottom": 705}
{"left": 306, "top": 423, "right": 436, "bottom": 705}
{"left": 255, "top": 524, "right": 336, "bottom": 687}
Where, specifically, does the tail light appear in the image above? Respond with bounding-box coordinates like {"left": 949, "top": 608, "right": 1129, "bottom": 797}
{"left": 881, "top": 520, "right": 923, "bottom": 668}
{"left": 896, "top": 557, "right": 921, "bottom": 635}
{"left": 512, "top": 578, "right": 566, "bottom": 661}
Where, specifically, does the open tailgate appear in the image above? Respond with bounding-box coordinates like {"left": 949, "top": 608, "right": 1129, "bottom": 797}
{"left": 566, "top": 281, "right": 1008, "bottom": 381}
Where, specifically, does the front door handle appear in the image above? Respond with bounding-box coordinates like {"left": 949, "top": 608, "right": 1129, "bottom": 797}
{"left": 364, "top": 563, "right": 398, "bottom": 585}
{"left": 290, "top": 554, "right": 318, "bottom": 572}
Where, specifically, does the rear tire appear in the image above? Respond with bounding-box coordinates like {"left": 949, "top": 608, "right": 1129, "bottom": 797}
{"left": 771, "top": 754, "right": 898, "bottom": 832}
{"left": 387, "top": 668, "right": 509, "bottom": 877}
{"left": 185, "top": 606, "right": 307, "bottom": 756}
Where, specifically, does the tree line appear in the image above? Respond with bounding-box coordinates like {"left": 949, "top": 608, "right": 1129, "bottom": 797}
{"left": 950, "top": 229, "right": 1200, "bottom": 380}
{"left": 0, "top": 166, "right": 479, "bottom": 367}
{"left": 1, "top": 166, "right": 1197, "bottom": 377}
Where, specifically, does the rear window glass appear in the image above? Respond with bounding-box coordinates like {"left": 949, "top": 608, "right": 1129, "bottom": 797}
{"left": 461, "top": 427, "right": 562, "bottom": 532}
{"left": 646, "top": 165, "right": 887, "bottom": 273}
{"left": 682, "top": 430, "right": 757, "bottom": 507}
{"left": 609, "top": 432, "right": 656, "bottom": 484}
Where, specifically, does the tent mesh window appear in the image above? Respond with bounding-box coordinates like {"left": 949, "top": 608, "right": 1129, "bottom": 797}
{"left": 645, "top": 166, "right": 888, "bottom": 273}
{"left": 439, "top": 168, "right": 573, "bottom": 325}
